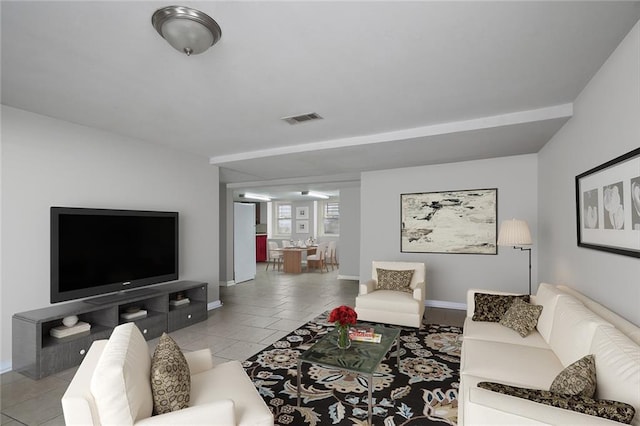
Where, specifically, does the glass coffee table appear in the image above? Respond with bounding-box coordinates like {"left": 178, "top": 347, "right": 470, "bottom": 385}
{"left": 297, "top": 323, "right": 401, "bottom": 425}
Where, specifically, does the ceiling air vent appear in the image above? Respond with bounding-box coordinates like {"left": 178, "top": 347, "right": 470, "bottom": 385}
{"left": 281, "top": 112, "right": 323, "bottom": 125}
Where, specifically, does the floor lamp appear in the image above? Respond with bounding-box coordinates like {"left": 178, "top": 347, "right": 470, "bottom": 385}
{"left": 497, "top": 219, "right": 533, "bottom": 295}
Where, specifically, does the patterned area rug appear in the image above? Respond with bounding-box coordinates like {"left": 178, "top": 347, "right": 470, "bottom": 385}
{"left": 243, "top": 312, "right": 463, "bottom": 425}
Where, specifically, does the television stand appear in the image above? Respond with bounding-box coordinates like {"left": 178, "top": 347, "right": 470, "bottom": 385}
{"left": 85, "top": 287, "right": 161, "bottom": 305}
{"left": 12, "top": 280, "right": 208, "bottom": 379}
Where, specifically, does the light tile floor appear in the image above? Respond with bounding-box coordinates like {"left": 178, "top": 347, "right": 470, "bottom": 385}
{"left": 1, "top": 267, "right": 465, "bottom": 425}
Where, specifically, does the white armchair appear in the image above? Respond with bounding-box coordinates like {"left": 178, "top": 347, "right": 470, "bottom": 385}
{"left": 355, "top": 261, "right": 426, "bottom": 328}
{"left": 62, "top": 323, "right": 273, "bottom": 426}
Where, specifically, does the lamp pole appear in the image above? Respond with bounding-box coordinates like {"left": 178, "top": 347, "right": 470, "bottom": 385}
{"left": 514, "top": 246, "right": 532, "bottom": 295}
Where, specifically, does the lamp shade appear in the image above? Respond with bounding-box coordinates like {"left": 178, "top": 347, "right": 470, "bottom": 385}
{"left": 497, "top": 219, "right": 532, "bottom": 246}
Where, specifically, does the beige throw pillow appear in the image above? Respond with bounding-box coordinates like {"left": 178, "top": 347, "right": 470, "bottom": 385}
{"left": 90, "top": 323, "right": 154, "bottom": 425}
{"left": 376, "top": 268, "right": 414, "bottom": 293}
{"left": 499, "top": 298, "right": 543, "bottom": 337}
{"left": 151, "top": 333, "right": 191, "bottom": 414}
{"left": 550, "top": 354, "right": 597, "bottom": 398}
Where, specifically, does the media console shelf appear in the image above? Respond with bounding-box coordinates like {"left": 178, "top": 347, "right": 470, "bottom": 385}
{"left": 12, "top": 280, "right": 207, "bottom": 379}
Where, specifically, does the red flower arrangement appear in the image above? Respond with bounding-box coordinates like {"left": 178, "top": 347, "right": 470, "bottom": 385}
{"left": 329, "top": 305, "right": 357, "bottom": 326}
{"left": 329, "top": 305, "right": 357, "bottom": 349}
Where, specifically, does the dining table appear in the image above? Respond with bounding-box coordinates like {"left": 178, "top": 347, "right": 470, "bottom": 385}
{"left": 275, "top": 246, "right": 317, "bottom": 273}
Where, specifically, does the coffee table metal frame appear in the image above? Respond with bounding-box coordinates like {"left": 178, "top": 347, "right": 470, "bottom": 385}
{"left": 296, "top": 323, "right": 401, "bottom": 425}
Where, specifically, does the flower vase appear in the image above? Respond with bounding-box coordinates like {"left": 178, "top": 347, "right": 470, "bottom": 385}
{"left": 337, "top": 325, "right": 351, "bottom": 349}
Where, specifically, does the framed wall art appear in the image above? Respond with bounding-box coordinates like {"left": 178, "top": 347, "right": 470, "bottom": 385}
{"left": 295, "top": 206, "right": 309, "bottom": 219}
{"left": 296, "top": 220, "right": 309, "bottom": 233}
{"left": 576, "top": 147, "right": 640, "bottom": 258}
{"left": 401, "top": 188, "right": 497, "bottom": 254}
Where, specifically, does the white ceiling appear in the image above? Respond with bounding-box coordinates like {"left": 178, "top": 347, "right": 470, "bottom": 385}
{"left": 2, "top": 1, "right": 639, "bottom": 201}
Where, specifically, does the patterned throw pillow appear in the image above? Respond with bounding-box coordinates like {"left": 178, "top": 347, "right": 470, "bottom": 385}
{"left": 151, "top": 333, "right": 191, "bottom": 414}
{"left": 550, "top": 354, "right": 597, "bottom": 398}
{"left": 499, "top": 298, "right": 543, "bottom": 337}
{"left": 472, "top": 293, "right": 530, "bottom": 322}
{"left": 478, "top": 381, "right": 635, "bottom": 424}
{"left": 376, "top": 268, "right": 414, "bottom": 293}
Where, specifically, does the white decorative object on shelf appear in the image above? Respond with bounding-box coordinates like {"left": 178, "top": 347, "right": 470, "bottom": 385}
{"left": 169, "top": 298, "right": 190, "bottom": 307}
{"left": 50, "top": 321, "right": 91, "bottom": 338}
{"left": 62, "top": 315, "right": 79, "bottom": 327}
{"left": 120, "top": 309, "right": 148, "bottom": 320}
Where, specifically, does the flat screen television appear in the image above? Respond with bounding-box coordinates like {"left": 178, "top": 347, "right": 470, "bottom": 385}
{"left": 51, "top": 207, "right": 179, "bottom": 303}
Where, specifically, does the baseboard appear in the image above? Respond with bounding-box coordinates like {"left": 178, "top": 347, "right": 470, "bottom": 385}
{"left": 337, "top": 275, "right": 359, "bottom": 281}
{"left": 219, "top": 280, "right": 236, "bottom": 287}
{"left": 207, "top": 300, "right": 223, "bottom": 310}
{"left": 0, "top": 361, "right": 12, "bottom": 374}
{"left": 424, "top": 299, "right": 467, "bottom": 311}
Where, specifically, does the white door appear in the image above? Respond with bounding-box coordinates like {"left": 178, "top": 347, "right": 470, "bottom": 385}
{"left": 234, "top": 203, "right": 256, "bottom": 283}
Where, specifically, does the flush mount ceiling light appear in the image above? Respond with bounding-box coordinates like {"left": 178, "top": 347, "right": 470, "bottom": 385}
{"left": 240, "top": 193, "right": 271, "bottom": 202}
{"left": 152, "top": 6, "right": 222, "bottom": 56}
{"left": 301, "top": 191, "right": 330, "bottom": 199}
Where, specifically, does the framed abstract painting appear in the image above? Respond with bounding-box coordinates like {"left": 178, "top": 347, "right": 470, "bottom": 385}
{"left": 401, "top": 188, "right": 497, "bottom": 254}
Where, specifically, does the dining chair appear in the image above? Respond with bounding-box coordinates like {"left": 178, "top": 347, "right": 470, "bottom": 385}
{"left": 306, "top": 242, "right": 329, "bottom": 272}
{"left": 327, "top": 241, "right": 338, "bottom": 270}
{"left": 266, "top": 241, "right": 283, "bottom": 271}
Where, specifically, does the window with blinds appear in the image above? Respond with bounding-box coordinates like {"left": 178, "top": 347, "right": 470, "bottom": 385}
{"left": 276, "top": 203, "right": 292, "bottom": 235}
{"left": 323, "top": 201, "right": 340, "bottom": 235}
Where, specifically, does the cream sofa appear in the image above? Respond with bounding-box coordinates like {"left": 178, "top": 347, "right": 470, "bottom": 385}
{"left": 355, "top": 261, "right": 426, "bottom": 328}
{"left": 460, "top": 283, "right": 640, "bottom": 426}
{"left": 62, "top": 323, "right": 274, "bottom": 426}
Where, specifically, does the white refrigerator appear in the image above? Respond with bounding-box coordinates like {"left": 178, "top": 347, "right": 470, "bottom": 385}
{"left": 233, "top": 202, "right": 256, "bottom": 284}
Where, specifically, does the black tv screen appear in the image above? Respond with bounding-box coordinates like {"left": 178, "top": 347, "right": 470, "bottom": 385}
{"left": 51, "top": 207, "right": 178, "bottom": 303}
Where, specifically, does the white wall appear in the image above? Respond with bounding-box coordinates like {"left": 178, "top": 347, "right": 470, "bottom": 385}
{"left": 219, "top": 184, "right": 234, "bottom": 284}
{"left": 338, "top": 186, "right": 360, "bottom": 278}
{"left": 538, "top": 22, "right": 640, "bottom": 326}
{"left": 259, "top": 202, "right": 267, "bottom": 224}
{"left": 360, "top": 154, "right": 538, "bottom": 305}
{"left": 0, "top": 106, "right": 220, "bottom": 371}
